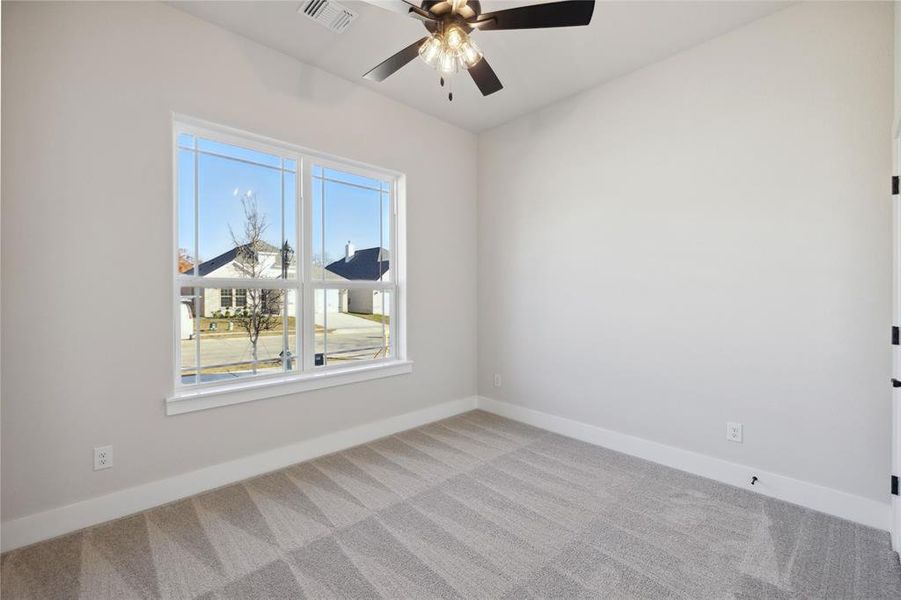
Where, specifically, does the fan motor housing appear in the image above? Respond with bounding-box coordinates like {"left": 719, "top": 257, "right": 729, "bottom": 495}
{"left": 421, "top": 0, "right": 482, "bottom": 34}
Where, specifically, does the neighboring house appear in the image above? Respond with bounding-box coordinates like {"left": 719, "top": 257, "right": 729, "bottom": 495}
{"left": 180, "top": 241, "right": 387, "bottom": 341}
{"left": 325, "top": 242, "right": 390, "bottom": 316}
{"left": 185, "top": 241, "right": 297, "bottom": 318}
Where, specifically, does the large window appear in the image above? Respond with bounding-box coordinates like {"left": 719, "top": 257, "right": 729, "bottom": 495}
{"left": 172, "top": 118, "right": 405, "bottom": 411}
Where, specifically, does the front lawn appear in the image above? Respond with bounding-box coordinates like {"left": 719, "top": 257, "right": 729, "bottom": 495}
{"left": 198, "top": 316, "right": 316, "bottom": 336}
{"left": 347, "top": 312, "right": 390, "bottom": 325}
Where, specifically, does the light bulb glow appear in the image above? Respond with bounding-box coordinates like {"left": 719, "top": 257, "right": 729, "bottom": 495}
{"left": 451, "top": 0, "right": 467, "bottom": 14}
{"left": 445, "top": 26, "right": 465, "bottom": 51}
{"left": 439, "top": 47, "right": 458, "bottom": 74}
{"left": 459, "top": 38, "right": 482, "bottom": 68}
{"left": 418, "top": 35, "right": 442, "bottom": 66}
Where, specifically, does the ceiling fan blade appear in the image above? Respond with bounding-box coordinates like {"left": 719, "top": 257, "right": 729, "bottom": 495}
{"left": 357, "top": 0, "right": 435, "bottom": 21}
{"left": 470, "top": 0, "right": 594, "bottom": 31}
{"left": 468, "top": 57, "right": 503, "bottom": 96}
{"left": 364, "top": 36, "right": 429, "bottom": 82}
{"left": 407, "top": 10, "right": 438, "bottom": 23}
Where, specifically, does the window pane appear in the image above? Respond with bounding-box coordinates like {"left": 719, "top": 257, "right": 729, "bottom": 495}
{"left": 380, "top": 289, "right": 392, "bottom": 358}
{"left": 195, "top": 288, "right": 297, "bottom": 382}
{"left": 177, "top": 133, "right": 195, "bottom": 149}
{"left": 196, "top": 152, "right": 287, "bottom": 279}
{"left": 177, "top": 148, "right": 196, "bottom": 275}
{"left": 197, "top": 137, "right": 281, "bottom": 169}
{"left": 283, "top": 289, "right": 300, "bottom": 370}
{"left": 314, "top": 288, "right": 326, "bottom": 366}
{"left": 315, "top": 287, "right": 388, "bottom": 366}
{"left": 311, "top": 176, "right": 325, "bottom": 279}
{"left": 283, "top": 170, "right": 298, "bottom": 279}
{"left": 381, "top": 189, "right": 391, "bottom": 282}
{"left": 179, "top": 288, "right": 199, "bottom": 384}
{"left": 318, "top": 176, "right": 388, "bottom": 282}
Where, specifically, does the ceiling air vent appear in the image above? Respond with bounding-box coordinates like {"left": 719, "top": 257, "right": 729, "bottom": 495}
{"left": 299, "top": 0, "right": 357, "bottom": 33}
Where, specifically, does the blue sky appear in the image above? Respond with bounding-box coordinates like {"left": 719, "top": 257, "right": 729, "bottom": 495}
{"left": 178, "top": 135, "right": 390, "bottom": 272}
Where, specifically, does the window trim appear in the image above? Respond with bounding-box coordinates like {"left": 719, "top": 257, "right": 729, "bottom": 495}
{"left": 166, "top": 360, "right": 414, "bottom": 415}
{"left": 169, "top": 115, "right": 409, "bottom": 415}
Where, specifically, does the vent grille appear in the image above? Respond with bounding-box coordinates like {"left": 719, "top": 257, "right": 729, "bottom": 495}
{"left": 300, "top": 0, "right": 357, "bottom": 33}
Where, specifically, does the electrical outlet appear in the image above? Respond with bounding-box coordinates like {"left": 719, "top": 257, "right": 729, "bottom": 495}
{"left": 726, "top": 422, "right": 743, "bottom": 443}
{"left": 94, "top": 446, "right": 113, "bottom": 470}
{"left": 494, "top": 373, "right": 502, "bottom": 388}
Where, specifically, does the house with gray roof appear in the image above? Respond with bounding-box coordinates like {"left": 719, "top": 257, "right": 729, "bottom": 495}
{"left": 188, "top": 241, "right": 296, "bottom": 318}
{"left": 325, "top": 242, "right": 390, "bottom": 316}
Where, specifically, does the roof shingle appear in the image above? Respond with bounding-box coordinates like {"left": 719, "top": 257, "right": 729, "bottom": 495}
{"left": 324, "top": 247, "right": 389, "bottom": 280}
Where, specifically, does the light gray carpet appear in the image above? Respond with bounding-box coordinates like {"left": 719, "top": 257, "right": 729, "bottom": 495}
{"left": 2, "top": 410, "right": 900, "bottom": 599}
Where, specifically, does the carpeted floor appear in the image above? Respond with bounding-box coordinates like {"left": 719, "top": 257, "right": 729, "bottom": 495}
{"left": 2, "top": 410, "right": 900, "bottom": 599}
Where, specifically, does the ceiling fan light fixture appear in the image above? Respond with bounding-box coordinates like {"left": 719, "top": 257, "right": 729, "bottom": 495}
{"left": 419, "top": 24, "right": 481, "bottom": 75}
{"left": 364, "top": 0, "right": 596, "bottom": 97}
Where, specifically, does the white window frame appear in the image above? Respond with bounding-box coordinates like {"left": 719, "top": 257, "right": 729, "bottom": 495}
{"left": 167, "top": 115, "right": 410, "bottom": 415}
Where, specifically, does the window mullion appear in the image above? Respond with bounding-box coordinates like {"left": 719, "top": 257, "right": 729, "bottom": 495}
{"left": 299, "top": 156, "right": 307, "bottom": 371}
{"left": 310, "top": 281, "right": 394, "bottom": 290}
{"left": 301, "top": 157, "right": 315, "bottom": 372}
{"left": 320, "top": 172, "right": 328, "bottom": 366}
{"left": 177, "top": 276, "right": 295, "bottom": 289}
{"left": 281, "top": 162, "right": 288, "bottom": 373}
{"left": 391, "top": 178, "right": 401, "bottom": 361}
{"left": 193, "top": 146, "right": 201, "bottom": 384}
{"left": 380, "top": 184, "right": 385, "bottom": 360}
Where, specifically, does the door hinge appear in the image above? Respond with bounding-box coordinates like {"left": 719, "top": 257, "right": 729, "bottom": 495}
{"left": 892, "top": 475, "right": 898, "bottom": 496}
{"left": 894, "top": 175, "right": 899, "bottom": 196}
{"left": 893, "top": 326, "right": 899, "bottom": 345}
{"left": 892, "top": 379, "right": 901, "bottom": 388}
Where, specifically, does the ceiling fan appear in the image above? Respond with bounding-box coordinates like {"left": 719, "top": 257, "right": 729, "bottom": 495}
{"left": 361, "top": 0, "right": 595, "bottom": 99}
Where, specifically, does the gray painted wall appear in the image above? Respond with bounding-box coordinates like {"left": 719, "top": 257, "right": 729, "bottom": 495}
{"left": 0, "top": 1, "right": 477, "bottom": 521}
{"left": 477, "top": 1, "right": 893, "bottom": 503}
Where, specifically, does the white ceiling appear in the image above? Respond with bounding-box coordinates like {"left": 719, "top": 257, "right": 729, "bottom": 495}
{"left": 170, "top": 0, "right": 791, "bottom": 132}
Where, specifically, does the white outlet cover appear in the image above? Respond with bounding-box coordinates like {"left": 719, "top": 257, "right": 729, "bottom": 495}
{"left": 494, "top": 374, "right": 502, "bottom": 387}
{"left": 94, "top": 445, "right": 113, "bottom": 470}
{"left": 726, "top": 422, "right": 743, "bottom": 443}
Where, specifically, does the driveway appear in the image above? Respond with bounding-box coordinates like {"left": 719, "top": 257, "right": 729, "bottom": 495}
{"left": 314, "top": 311, "right": 382, "bottom": 332}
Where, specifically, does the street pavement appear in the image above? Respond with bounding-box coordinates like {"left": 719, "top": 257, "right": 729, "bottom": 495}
{"left": 181, "top": 312, "right": 387, "bottom": 379}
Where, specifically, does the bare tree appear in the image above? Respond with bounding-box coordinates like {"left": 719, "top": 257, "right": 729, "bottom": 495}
{"left": 229, "top": 193, "right": 284, "bottom": 374}
{"left": 312, "top": 252, "right": 334, "bottom": 270}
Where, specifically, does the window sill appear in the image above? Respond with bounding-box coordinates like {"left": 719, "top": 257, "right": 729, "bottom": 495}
{"left": 166, "top": 360, "right": 413, "bottom": 415}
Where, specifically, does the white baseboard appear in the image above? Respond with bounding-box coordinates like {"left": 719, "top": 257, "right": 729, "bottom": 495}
{"left": 0, "top": 396, "right": 478, "bottom": 553}
{"left": 477, "top": 396, "right": 891, "bottom": 532}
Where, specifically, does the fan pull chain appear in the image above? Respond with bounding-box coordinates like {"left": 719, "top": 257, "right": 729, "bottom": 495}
{"left": 448, "top": 77, "right": 453, "bottom": 102}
